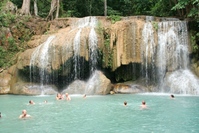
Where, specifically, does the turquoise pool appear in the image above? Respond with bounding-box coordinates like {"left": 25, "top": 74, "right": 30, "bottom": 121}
{"left": 0, "top": 94, "right": 199, "bottom": 133}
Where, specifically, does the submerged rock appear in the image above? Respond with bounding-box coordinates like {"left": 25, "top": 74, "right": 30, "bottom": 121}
{"left": 113, "top": 83, "right": 145, "bottom": 94}
{"left": 62, "top": 80, "right": 86, "bottom": 94}
{"left": 62, "top": 70, "right": 112, "bottom": 95}
{"left": 12, "top": 83, "right": 58, "bottom": 95}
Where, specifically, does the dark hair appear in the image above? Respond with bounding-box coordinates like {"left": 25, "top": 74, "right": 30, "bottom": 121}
{"left": 142, "top": 101, "right": 146, "bottom": 105}
{"left": 124, "top": 101, "right": 127, "bottom": 105}
{"left": 171, "top": 94, "right": 174, "bottom": 98}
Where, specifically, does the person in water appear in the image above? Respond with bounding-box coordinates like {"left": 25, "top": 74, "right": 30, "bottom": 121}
{"left": 140, "top": 100, "right": 148, "bottom": 109}
{"left": 83, "top": 94, "right": 86, "bottom": 99}
{"left": 65, "top": 93, "right": 71, "bottom": 101}
{"left": 170, "top": 94, "right": 175, "bottom": 99}
{"left": 124, "top": 101, "right": 127, "bottom": 106}
{"left": 19, "top": 110, "right": 31, "bottom": 119}
{"left": 29, "top": 100, "right": 35, "bottom": 105}
{"left": 56, "top": 93, "right": 63, "bottom": 100}
{"left": 0, "top": 112, "right": 1, "bottom": 118}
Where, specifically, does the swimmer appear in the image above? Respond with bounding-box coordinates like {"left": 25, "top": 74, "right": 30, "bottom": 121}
{"left": 83, "top": 94, "right": 86, "bottom": 98}
{"left": 0, "top": 112, "right": 1, "bottom": 118}
{"left": 170, "top": 94, "right": 175, "bottom": 99}
{"left": 65, "top": 93, "right": 71, "bottom": 101}
{"left": 56, "top": 93, "right": 63, "bottom": 100}
{"left": 124, "top": 101, "right": 127, "bottom": 106}
{"left": 19, "top": 110, "right": 31, "bottom": 119}
{"left": 29, "top": 100, "right": 35, "bottom": 105}
{"left": 140, "top": 100, "right": 148, "bottom": 109}
{"left": 44, "top": 100, "right": 48, "bottom": 103}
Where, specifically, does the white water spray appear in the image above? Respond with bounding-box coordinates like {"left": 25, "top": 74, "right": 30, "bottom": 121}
{"left": 157, "top": 20, "right": 199, "bottom": 94}
{"left": 73, "top": 29, "right": 82, "bottom": 79}
{"left": 30, "top": 35, "right": 55, "bottom": 93}
{"left": 89, "top": 27, "right": 98, "bottom": 74}
{"left": 141, "top": 21, "right": 156, "bottom": 85}
{"left": 72, "top": 16, "right": 98, "bottom": 79}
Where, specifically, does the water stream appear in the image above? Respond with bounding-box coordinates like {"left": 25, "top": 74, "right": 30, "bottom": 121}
{"left": 30, "top": 35, "right": 56, "bottom": 94}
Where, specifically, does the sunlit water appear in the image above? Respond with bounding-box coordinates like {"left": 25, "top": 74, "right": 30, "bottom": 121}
{"left": 0, "top": 94, "right": 199, "bottom": 133}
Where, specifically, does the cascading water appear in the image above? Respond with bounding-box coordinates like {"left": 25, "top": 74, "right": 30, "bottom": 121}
{"left": 30, "top": 35, "right": 55, "bottom": 93}
{"left": 157, "top": 20, "right": 199, "bottom": 94}
{"left": 141, "top": 18, "right": 199, "bottom": 94}
{"left": 73, "top": 29, "right": 82, "bottom": 79}
{"left": 89, "top": 27, "right": 98, "bottom": 74}
{"left": 72, "top": 16, "right": 98, "bottom": 79}
{"left": 141, "top": 18, "right": 156, "bottom": 86}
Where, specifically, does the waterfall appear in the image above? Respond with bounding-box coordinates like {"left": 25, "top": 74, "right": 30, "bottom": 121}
{"left": 30, "top": 35, "right": 55, "bottom": 92}
{"left": 73, "top": 29, "right": 82, "bottom": 79}
{"left": 157, "top": 21, "right": 188, "bottom": 89}
{"left": 157, "top": 21, "right": 189, "bottom": 72}
{"left": 72, "top": 16, "right": 98, "bottom": 79}
{"left": 157, "top": 20, "right": 199, "bottom": 94}
{"left": 141, "top": 18, "right": 199, "bottom": 94}
{"left": 141, "top": 21, "right": 156, "bottom": 86}
{"left": 89, "top": 27, "right": 98, "bottom": 74}
{"left": 72, "top": 16, "right": 98, "bottom": 28}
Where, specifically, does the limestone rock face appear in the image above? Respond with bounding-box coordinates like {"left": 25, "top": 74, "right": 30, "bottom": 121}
{"left": 191, "top": 61, "right": 199, "bottom": 77}
{"left": 16, "top": 17, "right": 147, "bottom": 72}
{"left": 2, "top": 16, "right": 199, "bottom": 95}
{"left": 109, "top": 19, "right": 144, "bottom": 70}
{"left": 0, "top": 71, "right": 11, "bottom": 94}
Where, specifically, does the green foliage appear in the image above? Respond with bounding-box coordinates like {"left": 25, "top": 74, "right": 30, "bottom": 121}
{"left": 152, "top": 21, "right": 158, "bottom": 31}
{"left": 102, "top": 32, "right": 113, "bottom": 68}
{"left": 0, "top": 45, "right": 17, "bottom": 68}
{"left": 150, "top": 0, "right": 175, "bottom": 17}
{"left": 188, "top": 7, "right": 198, "bottom": 18}
{"left": 0, "top": 12, "right": 16, "bottom": 27}
{"left": 104, "top": 32, "right": 110, "bottom": 47}
{"left": 191, "top": 32, "right": 199, "bottom": 58}
{"left": 107, "top": 15, "right": 121, "bottom": 24}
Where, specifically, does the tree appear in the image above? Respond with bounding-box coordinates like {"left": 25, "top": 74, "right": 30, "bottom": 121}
{"left": 19, "top": 0, "right": 31, "bottom": 16}
{"left": 33, "top": 0, "right": 38, "bottom": 16}
{"left": 46, "top": 0, "right": 60, "bottom": 20}
{"left": 171, "top": 0, "right": 199, "bottom": 18}
{"left": 104, "top": 0, "right": 107, "bottom": 16}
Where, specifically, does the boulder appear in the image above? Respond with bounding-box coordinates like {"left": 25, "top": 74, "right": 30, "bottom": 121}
{"left": 62, "top": 80, "right": 86, "bottom": 94}
{"left": 0, "top": 71, "right": 11, "bottom": 94}
{"left": 62, "top": 70, "right": 112, "bottom": 95}
{"left": 113, "top": 84, "right": 145, "bottom": 94}
{"left": 85, "top": 70, "right": 112, "bottom": 95}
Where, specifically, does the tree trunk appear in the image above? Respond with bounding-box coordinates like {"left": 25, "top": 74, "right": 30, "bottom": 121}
{"left": 104, "top": 0, "right": 107, "bottom": 16}
{"left": 46, "top": 0, "right": 60, "bottom": 20}
{"left": 55, "top": 0, "right": 59, "bottom": 19}
{"left": 20, "top": 0, "right": 31, "bottom": 16}
{"left": 34, "top": 0, "right": 38, "bottom": 16}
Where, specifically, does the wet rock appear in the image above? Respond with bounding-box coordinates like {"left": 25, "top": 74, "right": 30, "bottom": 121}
{"left": 0, "top": 71, "right": 11, "bottom": 94}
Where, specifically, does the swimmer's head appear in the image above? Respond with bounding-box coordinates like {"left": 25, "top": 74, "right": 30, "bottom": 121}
{"left": 142, "top": 101, "right": 146, "bottom": 105}
{"left": 22, "top": 110, "right": 27, "bottom": 114}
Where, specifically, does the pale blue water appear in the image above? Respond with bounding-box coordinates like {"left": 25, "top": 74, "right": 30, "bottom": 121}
{"left": 0, "top": 94, "right": 199, "bottom": 133}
